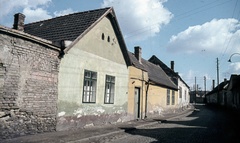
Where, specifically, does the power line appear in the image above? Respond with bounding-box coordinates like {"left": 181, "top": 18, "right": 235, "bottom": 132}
{"left": 123, "top": 0, "right": 233, "bottom": 39}
{"left": 219, "top": 0, "right": 239, "bottom": 60}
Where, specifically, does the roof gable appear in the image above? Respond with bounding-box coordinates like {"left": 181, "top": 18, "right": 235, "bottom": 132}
{"left": 24, "top": 7, "right": 131, "bottom": 66}
{"left": 128, "top": 51, "right": 146, "bottom": 71}
{"left": 149, "top": 55, "right": 189, "bottom": 88}
{"left": 227, "top": 74, "right": 240, "bottom": 91}
{"left": 24, "top": 7, "right": 111, "bottom": 42}
{"left": 149, "top": 55, "right": 177, "bottom": 77}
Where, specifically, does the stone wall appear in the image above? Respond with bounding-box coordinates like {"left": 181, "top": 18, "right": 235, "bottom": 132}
{"left": 0, "top": 30, "right": 60, "bottom": 140}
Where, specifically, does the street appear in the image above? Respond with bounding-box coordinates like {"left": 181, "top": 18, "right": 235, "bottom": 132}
{"left": 84, "top": 104, "right": 240, "bottom": 143}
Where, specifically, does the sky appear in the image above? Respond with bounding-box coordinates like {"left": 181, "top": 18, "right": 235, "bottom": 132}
{"left": 0, "top": 0, "right": 240, "bottom": 91}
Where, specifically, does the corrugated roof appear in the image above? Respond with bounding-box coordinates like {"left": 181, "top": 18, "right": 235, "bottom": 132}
{"left": 24, "top": 7, "right": 111, "bottom": 42}
{"left": 128, "top": 51, "right": 178, "bottom": 90}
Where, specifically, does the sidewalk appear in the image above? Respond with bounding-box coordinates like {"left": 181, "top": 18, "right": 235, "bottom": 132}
{"left": 3, "top": 106, "right": 195, "bottom": 143}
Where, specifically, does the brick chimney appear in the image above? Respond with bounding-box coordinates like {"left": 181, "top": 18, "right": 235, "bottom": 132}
{"left": 13, "top": 13, "right": 25, "bottom": 31}
{"left": 171, "top": 61, "right": 174, "bottom": 71}
{"left": 134, "top": 46, "right": 142, "bottom": 64}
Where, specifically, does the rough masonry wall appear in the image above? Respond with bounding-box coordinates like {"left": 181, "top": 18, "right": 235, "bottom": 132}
{"left": 0, "top": 32, "right": 59, "bottom": 140}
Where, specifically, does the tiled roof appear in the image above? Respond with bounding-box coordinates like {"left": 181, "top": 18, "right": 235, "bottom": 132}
{"left": 128, "top": 51, "right": 146, "bottom": 71}
{"left": 206, "top": 80, "right": 229, "bottom": 96}
{"left": 149, "top": 55, "right": 189, "bottom": 88}
{"left": 24, "top": 7, "right": 111, "bottom": 42}
{"left": 149, "top": 55, "right": 178, "bottom": 77}
{"left": 228, "top": 74, "right": 240, "bottom": 91}
{"left": 128, "top": 51, "right": 178, "bottom": 90}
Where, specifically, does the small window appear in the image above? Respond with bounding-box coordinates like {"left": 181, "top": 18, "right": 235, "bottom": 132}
{"left": 107, "top": 36, "right": 110, "bottom": 42}
{"left": 167, "top": 89, "right": 170, "bottom": 105}
{"left": 104, "top": 75, "right": 115, "bottom": 104}
{"left": 102, "top": 33, "right": 105, "bottom": 40}
{"left": 179, "top": 87, "right": 182, "bottom": 98}
{"left": 82, "top": 70, "right": 97, "bottom": 103}
{"left": 172, "top": 90, "right": 175, "bottom": 105}
{"left": 185, "top": 90, "right": 187, "bottom": 100}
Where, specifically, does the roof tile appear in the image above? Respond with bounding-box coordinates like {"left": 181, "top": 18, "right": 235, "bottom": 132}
{"left": 24, "top": 7, "right": 111, "bottom": 42}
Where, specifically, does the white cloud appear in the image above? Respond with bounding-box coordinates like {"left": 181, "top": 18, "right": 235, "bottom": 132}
{"left": 54, "top": 8, "right": 75, "bottom": 17}
{"left": 167, "top": 18, "right": 240, "bottom": 54}
{"left": 101, "top": 0, "right": 173, "bottom": 41}
{"left": 227, "top": 62, "right": 240, "bottom": 74}
{"left": 0, "top": 0, "right": 52, "bottom": 24}
{"left": 23, "top": 7, "right": 52, "bottom": 23}
{"left": 0, "top": 0, "right": 51, "bottom": 16}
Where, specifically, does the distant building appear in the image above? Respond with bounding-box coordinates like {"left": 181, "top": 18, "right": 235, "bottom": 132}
{"left": 190, "top": 90, "right": 209, "bottom": 103}
{"left": 206, "top": 75, "right": 240, "bottom": 109}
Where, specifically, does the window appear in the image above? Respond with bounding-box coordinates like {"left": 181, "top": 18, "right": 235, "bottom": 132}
{"left": 102, "top": 33, "right": 105, "bottom": 40}
{"left": 185, "top": 90, "right": 187, "bottom": 100}
{"left": 179, "top": 87, "right": 182, "bottom": 98}
{"left": 172, "top": 90, "right": 175, "bottom": 105}
{"left": 82, "top": 70, "right": 97, "bottom": 103}
{"left": 167, "top": 89, "right": 170, "bottom": 105}
{"left": 104, "top": 75, "right": 115, "bottom": 104}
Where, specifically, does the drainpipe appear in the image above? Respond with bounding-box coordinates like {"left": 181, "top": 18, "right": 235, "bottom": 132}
{"left": 145, "top": 80, "right": 150, "bottom": 119}
{"left": 141, "top": 70, "right": 144, "bottom": 119}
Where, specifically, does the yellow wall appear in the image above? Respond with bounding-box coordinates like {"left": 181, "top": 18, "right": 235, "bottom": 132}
{"left": 128, "top": 66, "right": 148, "bottom": 119}
{"left": 147, "top": 84, "right": 177, "bottom": 117}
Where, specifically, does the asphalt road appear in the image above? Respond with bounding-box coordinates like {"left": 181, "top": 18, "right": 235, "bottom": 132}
{"left": 86, "top": 104, "right": 240, "bottom": 143}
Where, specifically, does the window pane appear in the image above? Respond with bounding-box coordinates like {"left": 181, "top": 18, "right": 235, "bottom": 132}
{"left": 172, "top": 91, "right": 175, "bottom": 105}
{"left": 111, "top": 77, "right": 115, "bottom": 83}
{"left": 83, "top": 70, "right": 97, "bottom": 103}
{"left": 92, "top": 72, "right": 97, "bottom": 79}
{"left": 167, "top": 89, "right": 170, "bottom": 105}
{"left": 105, "top": 75, "right": 115, "bottom": 104}
{"left": 85, "top": 71, "right": 90, "bottom": 78}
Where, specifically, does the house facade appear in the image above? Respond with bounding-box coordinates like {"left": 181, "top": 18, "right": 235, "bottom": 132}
{"left": 149, "top": 55, "right": 190, "bottom": 109}
{"left": 128, "top": 47, "right": 148, "bottom": 120}
{"left": 207, "top": 75, "right": 240, "bottom": 109}
{"left": 57, "top": 13, "right": 130, "bottom": 130}
{"left": 23, "top": 7, "right": 131, "bottom": 130}
{"left": 143, "top": 58, "right": 178, "bottom": 117}
{"left": 178, "top": 78, "right": 190, "bottom": 108}
{"left": 128, "top": 47, "right": 178, "bottom": 119}
{"left": 0, "top": 17, "right": 60, "bottom": 140}
{"left": 206, "top": 79, "right": 228, "bottom": 105}
{"left": 227, "top": 75, "right": 240, "bottom": 108}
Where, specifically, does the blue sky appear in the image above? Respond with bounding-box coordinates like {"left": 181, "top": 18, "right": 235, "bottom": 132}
{"left": 0, "top": 0, "right": 240, "bottom": 91}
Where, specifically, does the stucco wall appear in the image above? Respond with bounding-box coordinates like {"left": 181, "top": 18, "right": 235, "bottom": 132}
{"left": 0, "top": 30, "right": 59, "bottom": 140}
{"left": 178, "top": 79, "right": 190, "bottom": 107}
{"left": 57, "top": 17, "right": 129, "bottom": 131}
{"left": 128, "top": 66, "right": 148, "bottom": 119}
{"left": 147, "top": 84, "right": 177, "bottom": 117}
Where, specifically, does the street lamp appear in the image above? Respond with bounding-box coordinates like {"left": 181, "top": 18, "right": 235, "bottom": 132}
{"left": 228, "top": 53, "right": 240, "bottom": 62}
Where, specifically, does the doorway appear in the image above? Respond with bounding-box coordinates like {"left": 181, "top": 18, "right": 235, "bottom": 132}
{"left": 134, "top": 87, "right": 140, "bottom": 119}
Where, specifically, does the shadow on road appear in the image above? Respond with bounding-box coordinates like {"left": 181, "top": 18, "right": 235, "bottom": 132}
{"left": 120, "top": 104, "right": 240, "bottom": 143}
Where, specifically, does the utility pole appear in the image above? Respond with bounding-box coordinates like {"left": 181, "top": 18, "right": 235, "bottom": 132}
{"left": 217, "top": 58, "right": 219, "bottom": 103}
{"left": 204, "top": 76, "right": 206, "bottom": 103}
{"left": 195, "top": 76, "right": 197, "bottom": 104}
{"left": 217, "top": 58, "right": 219, "bottom": 86}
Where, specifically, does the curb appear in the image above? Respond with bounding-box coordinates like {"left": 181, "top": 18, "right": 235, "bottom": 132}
{"left": 67, "top": 108, "right": 194, "bottom": 143}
